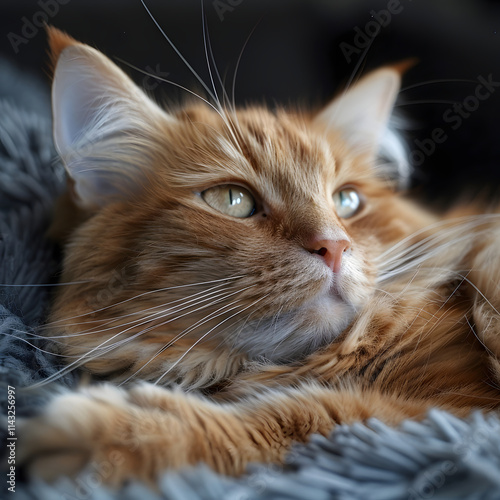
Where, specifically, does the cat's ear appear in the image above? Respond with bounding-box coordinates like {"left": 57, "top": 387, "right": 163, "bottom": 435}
{"left": 314, "top": 65, "right": 404, "bottom": 157}
{"left": 48, "top": 27, "right": 173, "bottom": 210}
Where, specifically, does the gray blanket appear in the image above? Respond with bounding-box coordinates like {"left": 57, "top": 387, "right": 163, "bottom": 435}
{"left": 1, "top": 59, "right": 500, "bottom": 500}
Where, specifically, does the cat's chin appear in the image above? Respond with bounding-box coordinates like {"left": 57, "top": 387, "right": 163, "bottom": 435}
{"left": 231, "top": 294, "right": 357, "bottom": 363}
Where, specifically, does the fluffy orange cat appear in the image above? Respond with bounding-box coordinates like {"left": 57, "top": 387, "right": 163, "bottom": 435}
{"left": 19, "top": 27, "right": 500, "bottom": 486}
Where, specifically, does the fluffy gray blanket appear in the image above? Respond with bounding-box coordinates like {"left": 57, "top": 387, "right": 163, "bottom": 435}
{"left": 1, "top": 59, "right": 500, "bottom": 500}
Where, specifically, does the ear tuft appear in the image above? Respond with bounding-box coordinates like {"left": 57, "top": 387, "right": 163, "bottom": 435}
{"left": 46, "top": 26, "right": 79, "bottom": 75}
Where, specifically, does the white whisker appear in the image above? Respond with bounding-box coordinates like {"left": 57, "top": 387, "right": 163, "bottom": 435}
{"left": 119, "top": 297, "right": 249, "bottom": 385}
{"left": 0, "top": 331, "right": 82, "bottom": 359}
{"left": 43, "top": 276, "right": 244, "bottom": 328}
{"left": 200, "top": 0, "right": 224, "bottom": 110}
{"left": 0, "top": 280, "right": 93, "bottom": 288}
{"left": 95, "top": 284, "right": 256, "bottom": 353}
{"left": 140, "top": 0, "right": 216, "bottom": 102}
{"left": 44, "top": 282, "right": 240, "bottom": 337}
{"left": 30, "top": 280, "right": 255, "bottom": 387}
{"left": 377, "top": 216, "right": 500, "bottom": 283}
{"left": 154, "top": 293, "right": 270, "bottom": 385}
{"left": 231, "top": 20, "right": 261, "bottom": 112}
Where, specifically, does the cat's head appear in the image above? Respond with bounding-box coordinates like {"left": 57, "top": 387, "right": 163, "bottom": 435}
{"left": 46, "top": 27, "right": 424, "bottom": 387}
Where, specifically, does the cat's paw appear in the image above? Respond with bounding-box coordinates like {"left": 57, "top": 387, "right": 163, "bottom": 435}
{"left": 17, "top": 383, "right": 189, "bottom": 486}
{"left": 17, "top": 385, "right": 125, "bottom": 484}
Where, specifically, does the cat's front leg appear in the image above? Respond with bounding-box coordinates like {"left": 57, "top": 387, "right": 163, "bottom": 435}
{"left": 17, "top": 382, "right": 277, "bottom": 486}
{"left": 17, "top": 383, "right": 257, "bottom": 486}
{"left": 18, "top": 381, "right": 425, "bottom": 486}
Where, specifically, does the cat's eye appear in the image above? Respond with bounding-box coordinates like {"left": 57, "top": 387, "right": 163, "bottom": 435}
{"left": 201, "top": 185, "right": 256, "bottom": 218}
{"left": 333, "top": 187, "right": 362, "bottom": 218}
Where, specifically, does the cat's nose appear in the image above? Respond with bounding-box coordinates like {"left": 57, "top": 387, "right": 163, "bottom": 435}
{"left": 306, "top": 238, "right": 351, "bottom": 273}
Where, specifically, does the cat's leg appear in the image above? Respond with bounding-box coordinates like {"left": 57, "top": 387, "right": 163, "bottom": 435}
{"left": 18, "top": 381, "right": 426, "bottom": 486}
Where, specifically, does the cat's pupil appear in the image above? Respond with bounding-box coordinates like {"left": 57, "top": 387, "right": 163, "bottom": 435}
{"left": 201, "top": 184, "right": 256, "bottom": 218}
{"left": 228, "top": 188, "right": 241, "bottom": 206}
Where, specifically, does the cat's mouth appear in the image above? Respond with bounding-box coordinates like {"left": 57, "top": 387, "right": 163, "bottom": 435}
{"left": 327, "top": 279, "right": 345, "bottom": 301}
{"left": 308, "top": 284, "right": 357, "bottom": 323}
{"left": 314, "top": 266, "right": 353, "bottom": 305}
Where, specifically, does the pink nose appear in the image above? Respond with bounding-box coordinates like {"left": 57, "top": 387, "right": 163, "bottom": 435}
{"left": 306, "top": 238, "right": 351, "bottom": 273}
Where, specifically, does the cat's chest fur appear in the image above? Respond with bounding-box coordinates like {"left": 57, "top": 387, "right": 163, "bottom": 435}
{"left": 223, "top": 276, "right": 498, "bottom": 412}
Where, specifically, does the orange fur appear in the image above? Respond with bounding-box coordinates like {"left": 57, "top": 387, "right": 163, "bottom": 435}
{"left": 19, "top": 28, "right": 500, "bottom": 486}
{"left": 45, "top": 25, "right": 79, "bottom": 74}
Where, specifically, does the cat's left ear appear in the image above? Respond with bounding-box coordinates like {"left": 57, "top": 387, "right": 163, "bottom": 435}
{"left": 314, "top": 65, "right": 404, "bottom": 157}
{"left": 47, "top": 26, "right": 175, "bottom": 211}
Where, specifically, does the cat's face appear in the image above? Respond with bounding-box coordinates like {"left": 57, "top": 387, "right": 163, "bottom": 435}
{"left": 46, "top": 28, "right": 423, "bottom": 385}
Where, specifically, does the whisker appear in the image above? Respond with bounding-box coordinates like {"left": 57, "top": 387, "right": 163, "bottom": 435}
{"left": 30, "top": 282, "right": 255, "bottom": 387}
{"left": 465, "top": 316, "right": 495, "bottom": 357}
{"left": 200, "top": 0, "right": 225, "bottom": 110}
{"left": 90, "top": 284, "right": 256, "bottom": 348}
{"left": 395, "top": 99, "right": 458, "bottom": 107}
{"left": 154, "top": 294, "right": 270, "bottom": 385}
{"left": 382, "top": 263, "right": 500, "bottom": 365}
{"left": 0, "top": 280, "right": 93, "bottom": 288}
{"left": 400, "top": 79, "right": 480, "bottom": 93}
{"left": 140, "top": 0, "right": 217, "bottom": 102}
{"left": 231, "top": 19, "right": 262, "bottom": 112}
{"left": 376, "top": 216, "right": 500, "bottom": 283}
{"left": 115, "top": 58, "right": 219, "bottom": 114}
{"left": 343, "top": 33, "right": 375, "bottom": 93}
{"left": 119, "top": 295, "right": 251, "bottom": 385}
{"left": 43, "top": 281, "right": 240, "bottom": 336}
{"left": 138, "top": 0, "right": 243, "bottom": 153}
{"left": 0, "top": 331, "right": 82, "bottom": 359}
{"left": 377, "top": 215, "right": 499, "bottom": 262}
{"left": 392, "top": 273, "right": 468, "bottom": 362}
{"left": 43, "top": 276, "right": 244, "bottom": 328}
{"left": 55, "top": 287, "right": 247, "bottom": 356}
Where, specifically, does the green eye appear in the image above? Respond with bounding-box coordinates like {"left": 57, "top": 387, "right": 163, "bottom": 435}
{"left": 202, "top": 185, "right": 256, "bottom": 218}
{"left": 333, "top": 187, "right": 362, "bottom": 218}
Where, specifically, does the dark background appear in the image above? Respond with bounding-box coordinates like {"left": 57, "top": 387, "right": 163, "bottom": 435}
{"left": 2, "top": 0, "right": 500, "bottom": 206}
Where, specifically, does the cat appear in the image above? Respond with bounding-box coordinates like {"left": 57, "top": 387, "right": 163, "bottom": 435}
{"left": 17, "top": 26, "right": 500, "bottom": 487}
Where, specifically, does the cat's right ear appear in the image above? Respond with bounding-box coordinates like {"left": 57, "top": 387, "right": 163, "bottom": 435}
{"left": 314, "top": 65, "right": 403, "bottom": 157}
{"left": 48, "top": 27, "right": 174, "bottom": 211}
{"left": 314, "top": 63, "right": 414, "bottom": 188}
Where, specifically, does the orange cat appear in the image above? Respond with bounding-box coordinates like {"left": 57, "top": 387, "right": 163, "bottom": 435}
{"left": 19, "top": 27, "right": 500, "bottom": 486}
